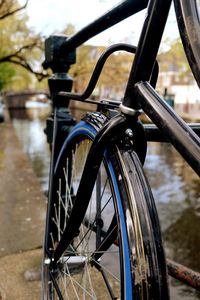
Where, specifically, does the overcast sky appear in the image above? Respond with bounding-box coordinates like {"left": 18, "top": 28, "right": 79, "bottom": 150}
{"left": 20, "top": 0, "right": 178, "bottom": 46}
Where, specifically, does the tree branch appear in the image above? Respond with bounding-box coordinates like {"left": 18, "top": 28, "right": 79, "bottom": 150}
{"left": 0, "top": 42, "right": 39, "bottom": 64}
{"left": 0, "top": 0, "right": 28, "bottom": 20}
{"left": 1, "top": 52, "right": 48, "bottom": 81}
{"left": 8, "top": 57, "right": 48, "bottom": 81}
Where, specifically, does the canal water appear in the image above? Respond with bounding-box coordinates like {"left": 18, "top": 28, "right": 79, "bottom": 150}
{"left": 11, "top": 105, "right": 200, "bottom": 299}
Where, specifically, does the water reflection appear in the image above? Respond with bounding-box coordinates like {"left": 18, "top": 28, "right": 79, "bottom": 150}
{"left": 10, "top": 106, "right": 200, "bottom": 299}
{"left": 145, "top": 142, "right": 200, "bottom": 299}
{"left": 11, "top": 107, "right": 51, "bottom": 191}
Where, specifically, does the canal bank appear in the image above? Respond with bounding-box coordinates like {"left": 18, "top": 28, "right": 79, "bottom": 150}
{"left": 0, "top": 121, "right": 46, "bottom": 299}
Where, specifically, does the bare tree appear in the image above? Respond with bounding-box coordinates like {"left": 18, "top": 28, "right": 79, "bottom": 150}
{"left": 0, "top": 0, "right": 48, "bottom": 82}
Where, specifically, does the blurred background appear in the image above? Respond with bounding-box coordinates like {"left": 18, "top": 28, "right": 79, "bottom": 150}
{"left": 0, "top": 1, "right": 200, "bottom": 299}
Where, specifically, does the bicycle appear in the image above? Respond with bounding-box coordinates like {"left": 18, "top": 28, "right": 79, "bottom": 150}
{"left": 42, "top": 0, "right": 200, "bottom": 299}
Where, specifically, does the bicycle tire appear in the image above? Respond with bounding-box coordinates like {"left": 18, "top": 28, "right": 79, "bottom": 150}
{"left": 174, "top": 0, "right": 200, "bottom": 87}
{"left": 42, "top": 114, "right": 169, "bottom": 299}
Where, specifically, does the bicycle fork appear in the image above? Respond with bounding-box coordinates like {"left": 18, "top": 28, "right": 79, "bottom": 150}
{"left": 51, "top": 112, "right": 146, "bottom": 266}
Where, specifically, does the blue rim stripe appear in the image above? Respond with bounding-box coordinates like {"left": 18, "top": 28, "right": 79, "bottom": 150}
{"left": 64, "top": 120, "right": 132, "bottom": 298}
{"left": 106, "top": 154, "right": 133, "bottom": 299}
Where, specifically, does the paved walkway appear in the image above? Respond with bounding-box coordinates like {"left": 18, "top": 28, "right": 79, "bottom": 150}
{"left": 0, "top": 121, "right": 47, "bottom": 299}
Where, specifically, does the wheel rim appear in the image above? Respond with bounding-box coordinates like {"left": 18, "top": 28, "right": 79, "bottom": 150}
{"left": 43, "top": 137, "right": 125, "bottom": 299}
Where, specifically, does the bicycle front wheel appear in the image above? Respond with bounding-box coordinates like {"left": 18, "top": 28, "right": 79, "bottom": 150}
{"left": 42, "top": 117, "right": 168, "bottom": 299}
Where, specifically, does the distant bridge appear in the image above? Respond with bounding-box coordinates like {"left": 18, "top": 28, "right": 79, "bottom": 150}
{"left": 3, "top": 90, "right": 49, "bottom": 109}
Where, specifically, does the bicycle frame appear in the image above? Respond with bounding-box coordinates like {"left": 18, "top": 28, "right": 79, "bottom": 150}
{"left": 44, "top": 0, "right": 200, "bottom": 291}
{"left": 50, "top": 0, "right": 200, "bottom": 175}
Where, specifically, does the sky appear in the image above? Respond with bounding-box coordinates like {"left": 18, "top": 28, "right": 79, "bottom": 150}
{"left": 19, "top": 0, "right": 179, "bottom": 47}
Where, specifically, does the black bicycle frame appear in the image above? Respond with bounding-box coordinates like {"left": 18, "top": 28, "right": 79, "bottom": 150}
{"left": 56, "top": 0, "right": 200, "bottom": 175}
{"left": 136, "top": 82, "right": 200, "bottom": 176}
{"left": 46, "top": 0, "right": 200, "bottom": 285}
{"left": 123, "top": 0, "right": 172, "bottom": 108}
